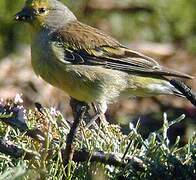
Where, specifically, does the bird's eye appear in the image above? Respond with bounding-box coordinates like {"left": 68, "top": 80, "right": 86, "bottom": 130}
{"left": 37, "top": 8, "right": 46, "bottom": 14}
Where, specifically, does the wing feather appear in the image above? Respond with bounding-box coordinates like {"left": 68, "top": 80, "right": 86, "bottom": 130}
{"left": 51, "top": 21, "right": 193, "bottom": 79}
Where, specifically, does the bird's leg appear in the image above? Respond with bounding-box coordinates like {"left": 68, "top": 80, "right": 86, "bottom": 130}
{"left": 70, "top": 98, "right": 90, "bottom": 120}
{"left": 85, "top": 102, "right": 108, "bottom": 129}
{"left": 84, "top": 104, "right": 100, "bottom": 129}
{"left": 64, "top": 98, "right": 89, "bottom": 165}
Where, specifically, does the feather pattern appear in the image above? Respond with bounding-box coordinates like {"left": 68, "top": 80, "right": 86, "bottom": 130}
{"left": 51, "top": 20, "right": 192, "bottom": 79}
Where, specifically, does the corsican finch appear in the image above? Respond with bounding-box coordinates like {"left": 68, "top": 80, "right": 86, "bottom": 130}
{"left": 15, "top": 0, "right": 193, "bottom": 117}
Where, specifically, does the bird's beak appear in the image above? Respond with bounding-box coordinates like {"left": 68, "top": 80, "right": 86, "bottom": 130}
{"left": 15, "top": 8, "right": 34, "bottom": 22}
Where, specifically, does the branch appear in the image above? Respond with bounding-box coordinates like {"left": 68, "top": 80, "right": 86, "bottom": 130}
{"left": 170, "top": 79, "right": 196, "bottom": 106}
{"left": 0, "top": 98, "right": 145, "bottom": 172}
{"left": 72, "top": 150, "right": 145, "bottom": 171}
{"left": 0, "top": 117, "right": 45, "bottom": 144}
{"left": 0, "top": 139, "right": 145, "bottom": 172}
{"left": 0, "top": 102, "right": 45, "bottom": 144}
{"left": 0, "top": 139, "right": 25, "bottom": 158}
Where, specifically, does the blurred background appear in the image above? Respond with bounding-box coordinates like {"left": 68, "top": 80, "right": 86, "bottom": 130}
{"left": 0, "top": 0, "right": 195, "bottom": 144}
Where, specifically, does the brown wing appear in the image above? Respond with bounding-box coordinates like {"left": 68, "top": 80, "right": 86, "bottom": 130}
{"left": 53, "top": 21, "right": 193, "bottom": 79}
{"left": 56, "top": 21, "right": 120, "bottom": 50}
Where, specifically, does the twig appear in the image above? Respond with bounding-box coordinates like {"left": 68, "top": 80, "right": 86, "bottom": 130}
{"left": 0, "top": 139, "right": 25, "bottom": 159}
{"left": 0, "top": 102, "right": 45, "bottom": 143}
{"left": 122, "top": 140, "right": 132, "bottom": 161}
{"left": 170, "top": 79, "right": 196, "bottom": 106}
{"left": 0, "top": 117, "right": 45, "bottom": 144}
{"left": 25, "top": 129, "right": 45, "bottom": 143}
{"left": 73, "top": 150, "right": 145, "bottom": 171}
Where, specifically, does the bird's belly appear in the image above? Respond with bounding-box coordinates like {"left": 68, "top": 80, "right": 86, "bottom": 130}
{"left": 31, "top": 55, "right": 128, "bottom": 103}
{"left": 32, "top": 62, "right": 98, "bottom": 102}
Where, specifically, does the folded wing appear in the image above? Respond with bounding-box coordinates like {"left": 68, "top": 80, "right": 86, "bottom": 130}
{"left": 52, "top": 21, "right": 193, "bottom": 79}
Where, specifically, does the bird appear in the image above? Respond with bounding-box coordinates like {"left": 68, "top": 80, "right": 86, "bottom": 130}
{"left": 15, "top": 0, "right": 193, "bottom": 121}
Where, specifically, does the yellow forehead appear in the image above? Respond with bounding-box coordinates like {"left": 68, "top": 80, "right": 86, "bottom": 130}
{"left": 25, "top": 0, "right": 49, "bottom": 8}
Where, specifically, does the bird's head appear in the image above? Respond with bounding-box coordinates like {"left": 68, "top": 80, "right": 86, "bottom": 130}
{"left": 15, "top": 0, "right": 76, "bottom": 29}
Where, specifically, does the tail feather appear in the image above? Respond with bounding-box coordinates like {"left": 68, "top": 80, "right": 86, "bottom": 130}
{"left": 160, "top": 67, "right": 194, "bottom": 79}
